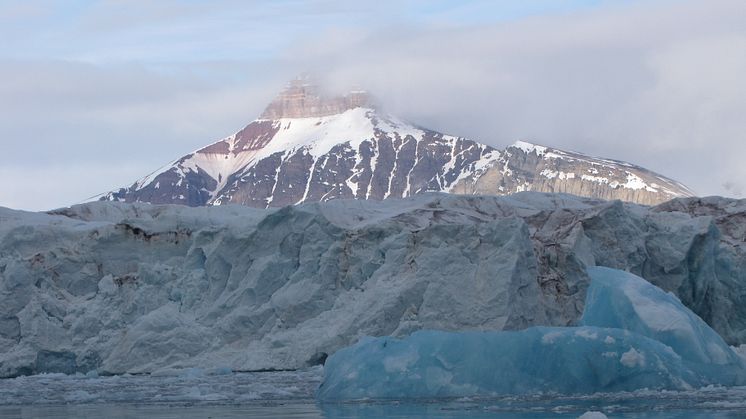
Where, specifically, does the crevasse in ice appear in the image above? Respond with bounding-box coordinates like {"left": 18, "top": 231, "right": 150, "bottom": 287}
{"left": 317, "top": 267, "right": 746, "bottom": 401}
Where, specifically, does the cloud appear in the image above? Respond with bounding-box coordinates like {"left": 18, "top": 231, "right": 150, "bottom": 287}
{"left": 723, "top": 181, "right": 743, "bottom": 198}
{"left": 0, "top": 2, "right": 50, "bottom": 21}
{"left": 289, "top": 0, "right": 746, "bottom": 198}
{"left": 0, "top": 59, "right": 297, "bottom": 210}
{"left": 0, "top": 163, "right": 150, "bottom": 211}
{"left": 0, "top": 0, "right": 744, "bottom": 210}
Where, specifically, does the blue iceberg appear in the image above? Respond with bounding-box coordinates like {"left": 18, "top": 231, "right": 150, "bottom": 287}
{"left": 317, "top": 267, "right": 746, "bottom": 401}
{"left": 582, "top": 266, "right": 745, "bottom": 379}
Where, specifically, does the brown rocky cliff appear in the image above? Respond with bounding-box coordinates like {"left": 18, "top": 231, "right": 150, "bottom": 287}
{"left": 260, "top": 78, "right": 372, "bottom": 119}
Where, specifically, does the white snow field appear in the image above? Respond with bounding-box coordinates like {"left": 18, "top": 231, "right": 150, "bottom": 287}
{"left": 1, "top": 192, "right": 746, "bottom": 379}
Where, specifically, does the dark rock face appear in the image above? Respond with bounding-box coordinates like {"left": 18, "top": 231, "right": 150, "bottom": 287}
{"left": 102, "top": 84, "right": 693, "bottom": 208}
{"left": 232, "top": 120, "right": 280, "bottom": 152}
{"left": 107, "top": 160, "right": 217, "bottom": 207}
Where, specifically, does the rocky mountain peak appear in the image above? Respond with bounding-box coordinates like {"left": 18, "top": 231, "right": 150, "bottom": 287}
{"left": 259, "top": 76, "right": 373, "bottom": 119}
{"left": 101, "top": 78, "right": 695, "bottom": 208}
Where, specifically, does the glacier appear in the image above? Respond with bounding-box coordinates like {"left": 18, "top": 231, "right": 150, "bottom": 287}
{"left": 1, "top": 193, "right": 746, "bottom": 378}
{"left": 317, "top": 267, "right": 746, "bottom": 401}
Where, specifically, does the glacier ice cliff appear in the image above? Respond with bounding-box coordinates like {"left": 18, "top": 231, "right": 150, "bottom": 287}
{"left": 317, "top": 267, "right": 746, "bottom": 400}
{"left": 0, "top": 193, "right": 745, "bottom": 377}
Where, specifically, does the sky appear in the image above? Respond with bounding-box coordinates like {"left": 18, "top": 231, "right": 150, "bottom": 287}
{"left": 1, "top": 0, "right": 744, "bottom": 211}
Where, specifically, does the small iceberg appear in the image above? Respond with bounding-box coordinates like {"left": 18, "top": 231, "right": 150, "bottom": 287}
{"left": 582, "top": 267, "right": 745, "bottom": 380}
{"left": 317, "top": 267, "right": 746, "bottom": 401}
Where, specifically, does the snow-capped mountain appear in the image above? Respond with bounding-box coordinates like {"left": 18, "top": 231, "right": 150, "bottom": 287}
{"left": 103, "top": 79, "right": 694, "bottom": 207}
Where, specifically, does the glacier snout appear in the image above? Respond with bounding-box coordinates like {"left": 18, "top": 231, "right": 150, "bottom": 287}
{"left": 2, "top": 193, "right": 746, "bottom": 378}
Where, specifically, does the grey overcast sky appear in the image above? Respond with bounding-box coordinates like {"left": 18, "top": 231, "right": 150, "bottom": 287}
{"left": 1, "top": 0, "right": 745, "bottom": 211}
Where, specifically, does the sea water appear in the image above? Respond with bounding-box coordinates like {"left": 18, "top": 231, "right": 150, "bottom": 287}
{"left": 2, "top": 369, "right": 746, "bottom": 418}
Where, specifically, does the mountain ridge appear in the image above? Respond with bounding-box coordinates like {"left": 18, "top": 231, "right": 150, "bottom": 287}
{"left": 102, "top": 80, "right": 694, "bottom": 207}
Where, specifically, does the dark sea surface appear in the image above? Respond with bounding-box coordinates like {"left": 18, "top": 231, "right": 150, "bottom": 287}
{"left": 2, "top": 369, "right": 746, "bottom": 418}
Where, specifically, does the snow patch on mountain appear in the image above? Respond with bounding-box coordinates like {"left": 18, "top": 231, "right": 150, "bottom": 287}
{"left": 512, "top": 140, "right": 547, "bottom": 155}
{"left": 259, "top": 108, "right": 376, "bottom": 159}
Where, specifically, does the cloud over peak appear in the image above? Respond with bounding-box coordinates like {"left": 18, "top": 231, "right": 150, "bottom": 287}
{"left": 0, "top": 0, "right": 744, "bottom": 210}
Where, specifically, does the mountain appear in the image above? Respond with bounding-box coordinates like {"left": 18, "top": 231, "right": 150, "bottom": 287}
{"left": 102, "top": 78, "right": 694, "bottom": 207}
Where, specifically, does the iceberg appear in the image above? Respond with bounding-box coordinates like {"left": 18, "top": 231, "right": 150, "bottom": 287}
{"left": 317, "top": 268, "right": 746, "bottom": 401}
{"left": 582, "top": 266, "right": 745, "bottom": 380}
{"left": 317, "top": 327, "right": 698, "bottom": 400}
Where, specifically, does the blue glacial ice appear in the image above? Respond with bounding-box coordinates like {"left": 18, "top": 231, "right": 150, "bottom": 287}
{"left": 317, "top": 267, "right": 746, "bottom": 401}
{"left": 582, "top": 267, "right": 745, "bottom": 380}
